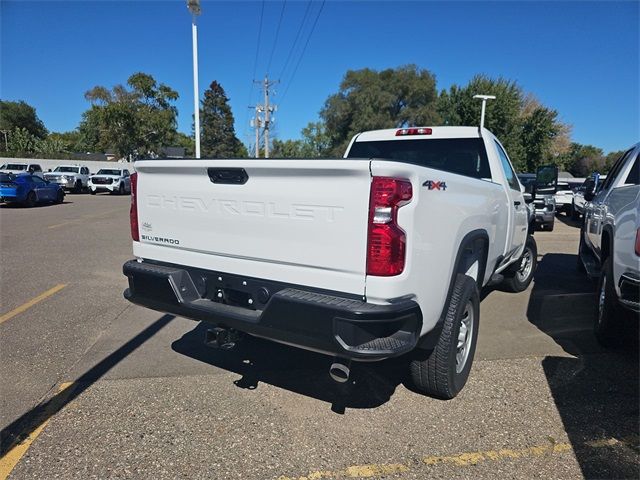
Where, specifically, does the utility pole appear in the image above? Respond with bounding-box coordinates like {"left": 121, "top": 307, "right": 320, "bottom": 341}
{"left": 250, "top": 107, "right": 263, "bottom": 158}
{"left": 251, "top": 76, "right": 278, "bottom": 158}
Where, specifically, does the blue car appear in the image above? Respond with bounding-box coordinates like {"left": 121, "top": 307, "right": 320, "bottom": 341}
{"left": 0, "top": 173, "right": 65, "bottom": 207}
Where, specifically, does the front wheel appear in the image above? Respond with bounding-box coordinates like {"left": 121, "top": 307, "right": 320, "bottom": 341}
{"left": 74, "top": 181, "right": 82, "bottom": 194}
{"left": 501, "top": 235, "right": 538, "bottom": 292}
{"left": 119, "top": 184, "right": 124, "bottom": 195}
{"left": 408, "top": 274, "right": 479, "bottom": 399}
{"left": 55, "top": 190, "right": 64, "bottom": 204}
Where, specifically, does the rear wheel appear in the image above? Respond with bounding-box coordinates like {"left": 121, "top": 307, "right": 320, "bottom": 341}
{"left": 408, "top": 274, "right": 479, "bottom": 399}
{"left": 25, "top": 191, "right": 36, "bottom": 208}
{"left": 594, "top": 257, "right": 623, "bottom": 348}
{"left": 501, "top": 235, "right": 537, "bottom": 292}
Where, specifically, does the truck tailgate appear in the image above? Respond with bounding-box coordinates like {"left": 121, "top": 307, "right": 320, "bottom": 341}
{"left": 132, "top": 159, "right": 372, "bottom": 295}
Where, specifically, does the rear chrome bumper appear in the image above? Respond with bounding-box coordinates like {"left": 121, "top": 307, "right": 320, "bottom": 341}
{"left": 123, "top": 259, "right": 422, "bottom": 361}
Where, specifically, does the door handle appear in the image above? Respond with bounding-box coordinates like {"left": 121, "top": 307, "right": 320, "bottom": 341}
{"left": 514, "top": 201, "right": 521, "bottom": 206}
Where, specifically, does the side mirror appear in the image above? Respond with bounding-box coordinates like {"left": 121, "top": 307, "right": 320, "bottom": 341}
{"left": 535, "top": 164, "right": 558, "bottom": 195}
{"left": 583, "top": 189, "right": 595, "bottom": 202}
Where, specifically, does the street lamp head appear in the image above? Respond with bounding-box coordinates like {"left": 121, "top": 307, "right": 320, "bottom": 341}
{"left": 187, "top": 0, "right": 201, "bottom": 16}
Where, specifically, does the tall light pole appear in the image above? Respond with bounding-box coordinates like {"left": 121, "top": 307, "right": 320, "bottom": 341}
{"left": 473, "top": 94, "right": 496, "bottom": 130}
{"left": 187, "top": 0, "right": 201, "bottom": 158}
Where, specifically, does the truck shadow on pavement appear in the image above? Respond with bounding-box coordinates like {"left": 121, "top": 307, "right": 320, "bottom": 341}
{"left": 171, "top": 323, "right": 406, "bottom": 413}
{"left": 527, "top": 252, "right": 639, "bottom": 479}
{"left": 0, "top": 313, "right": 176, "bottom": 455}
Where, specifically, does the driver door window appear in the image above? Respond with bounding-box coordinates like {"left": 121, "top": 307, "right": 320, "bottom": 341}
{"left": 494, "top": 141, "right": 520, "bottom": 191}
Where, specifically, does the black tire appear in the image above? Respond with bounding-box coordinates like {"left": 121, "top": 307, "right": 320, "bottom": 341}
{"left": 25, "top": 191, "right": 36, "bottom": 208}
{"left": 90, "top": 189, "right": 96, "bottom": 195}
{"left": 74, "top": 181, "right": 82, "bottom": 194}
{"left": 501, "top": 235, "right": 538, "bottom": 293}
{"left": 119, "top": 183, "right": 124, "bottom": 195}
{"left": 545, "top": 221, "right": 554, "bottom": 232}
{"left": 55, "top": 190, "right": 64, "bottom": 204}
{"left": 408, "top": 274, "right": 479, "bottom": 399}
{"left": 594, "top": 257, "right": 623, "bottom": 348}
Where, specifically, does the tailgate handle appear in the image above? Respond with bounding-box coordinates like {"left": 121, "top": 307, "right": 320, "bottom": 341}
{"left": 208, "top": 168, "right": 248, "bottom": 185}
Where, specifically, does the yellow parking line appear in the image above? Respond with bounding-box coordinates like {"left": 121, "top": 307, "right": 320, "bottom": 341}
{"left": 0, "top": 382, "right": 76, "bottom": 480}
{"left": 0, "top": 284, "right": 67, "bottom": 325}
{"left": 277, "top": 435, "right": 638, "bottom": 479}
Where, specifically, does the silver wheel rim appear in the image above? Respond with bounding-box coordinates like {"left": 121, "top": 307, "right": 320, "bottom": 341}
{"left": 456, "top": 301, "right": 474, "bottom": 373}
{"left": 516, "top": 247, "right": 533, "bottom": 283}
{"left": 598, "top": 275, "right": 606, "bottom": 325}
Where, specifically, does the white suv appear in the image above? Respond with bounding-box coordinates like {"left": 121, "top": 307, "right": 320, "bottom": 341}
{"left": 579, "top": 143, "right": 639, "bottom": 346}
{"left": 88, "top": 168, "right": 132, "bottom": 195}
{"left": 44, "top": 165, "right": 90, "bottom": 193}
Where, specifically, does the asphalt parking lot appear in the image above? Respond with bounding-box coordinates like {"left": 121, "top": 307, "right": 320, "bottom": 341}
{"left": 0, "top": 196, "right": 638, "bottom": 480}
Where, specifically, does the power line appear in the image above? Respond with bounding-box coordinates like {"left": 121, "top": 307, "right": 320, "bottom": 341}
{"left": 279, "top": 0, "right": 326, "bottom": 104}
{"left": 277, "top": 1, "right": 312, "bottom": 82}
{"left": 251, "top": 0, "right": 266, "bottom": 83}
{"left": 266, "top": 1, "right": 287, "bottom": 75}
{"left": 243, "top": 0, "right": 266, "bottom": 141}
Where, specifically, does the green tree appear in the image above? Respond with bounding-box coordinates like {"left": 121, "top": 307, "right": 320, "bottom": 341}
{"left": 271, "top": 139, "right": 307, "bottom": 157}
{"left": 79, "top": 72, "right": 180, "bottom": 158}
{"left": 437, "top": 75, "right": 566, "bottom": 172}
{"left": 320, "top": 65, "right": 440, "bottom": 155}
{"left": 0, "top": 100, "right": 48, "bottom": 139}
{"left": 200, "top": 81, "right": 246, "bottom": 158}
{"left": 48, "top": 131, "right": 82, "bottom": 152}
{"left": 8, "top": 127, "right": 36, "bottom": 153}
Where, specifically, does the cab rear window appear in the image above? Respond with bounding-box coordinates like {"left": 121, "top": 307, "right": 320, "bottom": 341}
{"left": 346, "top": 138, "right": 492, "bottom": 180}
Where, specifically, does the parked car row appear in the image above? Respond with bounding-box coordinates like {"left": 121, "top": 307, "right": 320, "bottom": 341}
{"left": 576, "top": 143, "right": 639, "bottom": 348}
{"left": 0, "top": 162, "right": 133, "bottom": 207}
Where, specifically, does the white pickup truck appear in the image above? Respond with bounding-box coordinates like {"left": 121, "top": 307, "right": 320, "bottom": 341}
{"left": 123, "top": 126, "right": 538, "bottom": 399}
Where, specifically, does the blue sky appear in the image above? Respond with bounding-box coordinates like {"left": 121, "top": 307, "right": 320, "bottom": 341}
{"left": 1, "top": 1, "right": 638, "bottom": 153}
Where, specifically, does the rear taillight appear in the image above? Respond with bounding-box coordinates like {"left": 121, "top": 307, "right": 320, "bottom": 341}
{"left": 130, "top": 172, "right": 139, "bottom": 241}
{"left": 367, "top": 177, "right": 412, "bottom": 276}
{"left": 635, "top": 228, "right": 640, "bottom": 256}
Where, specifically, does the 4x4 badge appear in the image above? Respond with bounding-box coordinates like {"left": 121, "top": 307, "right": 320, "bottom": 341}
{"left": 423, "top": 180, "right": 447, "bottom": 191}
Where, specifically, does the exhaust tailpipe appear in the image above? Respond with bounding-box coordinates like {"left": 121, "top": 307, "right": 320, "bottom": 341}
{"left": 329, "top": 362, "right": 350, "bottom": 383}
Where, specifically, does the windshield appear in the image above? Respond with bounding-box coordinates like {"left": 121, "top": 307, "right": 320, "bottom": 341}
{"left": 347, "top": 138, "right": 491, "bottom": 180}
{"left": 54, "top": 166, "right": 80, "bottom": 173}
{"left": 96, "top": 169, "right": 121, "bottom": 176}
{"left": 2, "top": 164, "right": 27, "bottom": 170}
